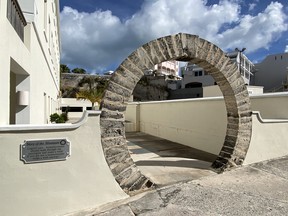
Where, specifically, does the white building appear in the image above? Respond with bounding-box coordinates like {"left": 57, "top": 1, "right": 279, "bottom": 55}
{"left": 254, "top": 53, "right": 288, "bottom": 92}
{"left": 154, "top": 60, "right": 179, "bottom": 76}
{"left": 60, "top": 98, "right": 93, "bottom": 120}
{"left": 227, "top": 50, "right": 254, "bottom": 85}
{"left": 182, "top": 51, "right": 254, "bottom": 89}
{"left": 0, "top": 0, "right": 61, "bottom": 125}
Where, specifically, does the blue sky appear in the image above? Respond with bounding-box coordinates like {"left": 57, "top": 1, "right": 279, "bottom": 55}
{"left": 59, "top": 0, "right": 288, "bottom": 73}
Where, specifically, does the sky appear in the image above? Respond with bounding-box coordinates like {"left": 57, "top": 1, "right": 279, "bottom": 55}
{"left": 59, "top": 0, "right": 288, "bottom": 74}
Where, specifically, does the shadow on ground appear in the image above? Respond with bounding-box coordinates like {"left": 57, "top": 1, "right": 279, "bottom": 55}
{"left": 126, "top": 132, "right": 218, "bottom": 186}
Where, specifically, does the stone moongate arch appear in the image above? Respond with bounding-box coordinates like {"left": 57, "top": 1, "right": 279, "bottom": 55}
{"left": 100, "top": 33, "right": 252, "bottom": 193}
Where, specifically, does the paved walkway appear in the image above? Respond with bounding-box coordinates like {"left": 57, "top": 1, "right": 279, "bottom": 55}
{"left": 73, "top": 132, "right": 288, "bottom": 216}
{"left": 79, "top": 154, "right": 288, "bottom": 216}
{"left": 126, "top": 132, "right": 217, "bottom": 186}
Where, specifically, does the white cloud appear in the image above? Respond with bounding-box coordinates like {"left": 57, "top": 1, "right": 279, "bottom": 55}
{"left": 215, "top": 2, "right": 287, "bottom": 53}
{"left": 60, "top": 0, "right": 288, "bottom": 73}
{"left": 60, "top": 7, "right": 127, "bottom": 72}
{"left": 285, "top": 45, "right": 288, "bottom": 53}
{"left": 248, "top": 3, "right": 256, "bottom": 11}
{"left": 126, "top": 0, "right": 240, "bottom": 42}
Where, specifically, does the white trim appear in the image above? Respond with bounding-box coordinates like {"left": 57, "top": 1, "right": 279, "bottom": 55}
{"left": 0, "top": 111, "right": 101, "bottom": 132}
{"left": 252, "top": 111, "right": 288, "bottom": 123}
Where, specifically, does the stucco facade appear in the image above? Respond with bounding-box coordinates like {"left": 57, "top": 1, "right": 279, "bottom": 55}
{"left": 182, "top": 51, "right": 255, "bottom": 90}
{"left": 154, "top": 60, "right": 179, "bottom": 76}
{"left": 0, "top": 0, "right": 60, "bottom": 125}
{"left": 254, "top": 53, "right": 288, "bottom": 92}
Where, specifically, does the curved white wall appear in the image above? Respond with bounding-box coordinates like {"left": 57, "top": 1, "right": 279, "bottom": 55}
{"left": 0, "top": 111, "right": 127, "bottom": 216}
{"left": 244, "top": 112, "right": 288, "bottom": 164}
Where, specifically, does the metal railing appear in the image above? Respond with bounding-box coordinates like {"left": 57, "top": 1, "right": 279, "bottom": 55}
{"left": 7, "top": 0, "right": 27, "bottom": 41}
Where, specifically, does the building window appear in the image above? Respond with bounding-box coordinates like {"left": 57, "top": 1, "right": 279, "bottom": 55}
{"left": 44, "top": 0, "right": 47, "bottom": 35}
{"left": 61, "top": 107, "right": 83, "bottom": 112}
{"left": 52, "top": 1, "right": 54, "bottom": 14}
{"left": 6, "top": 0, "right": 27, "bottom": 41}
{"left": 195, "top": 71, "right": 203, "bottom": 76}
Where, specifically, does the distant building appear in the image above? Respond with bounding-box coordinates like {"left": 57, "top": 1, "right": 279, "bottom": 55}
{"left": 182, "top": 51, "right": 254, "bottom": 90}
{"left": 167, "top": 51, "right": 259, "bottom": 99}
{"left": 181, "top": 64, "right": 215, "bottom": 89}
{"left": 60, "top": 98, "right": 93, "bottom": 120}
{"left": 154, "top": 60, "right": 179, "bottom": 76}
{"left": 0, "top": 0, "right": 61, "bottom": 125}
{"left": 253, "top": 53, "right": 288, "bottom": 92}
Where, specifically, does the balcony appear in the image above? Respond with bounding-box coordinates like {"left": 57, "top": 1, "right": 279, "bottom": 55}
{"left": 7, "top": 0, "right": 27, "bottom": 41}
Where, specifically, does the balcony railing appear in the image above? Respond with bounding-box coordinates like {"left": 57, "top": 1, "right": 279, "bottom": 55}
{"left": 7, "top": 0, "right": 27, "bottom": 41}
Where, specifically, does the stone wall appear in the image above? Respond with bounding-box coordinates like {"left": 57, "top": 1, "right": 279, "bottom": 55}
{"left": 61, "top": 73, "right": 110, "bottom": 98}
{"left": 100, "top": 33, "right": 252, "bottom": 193}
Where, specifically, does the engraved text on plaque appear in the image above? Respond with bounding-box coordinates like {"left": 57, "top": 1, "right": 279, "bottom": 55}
{"left": 20, "top": 138, "right": 71, "bottom": 163}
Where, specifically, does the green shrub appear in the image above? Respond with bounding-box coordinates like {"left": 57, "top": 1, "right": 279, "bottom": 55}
{"left": 50, "top": 113, "right": 68, "bottom": 123}
{"left": 61, "top": 112, "right": 68, "bottom": 122}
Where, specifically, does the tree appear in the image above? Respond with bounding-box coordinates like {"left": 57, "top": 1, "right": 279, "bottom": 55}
{"left": 72, "top": 67, "right": 86, "bottom": 74}
{"left": 76, "top": 76, "right": 108, "bottom": 109}
{"left": 76, "top": 88, "right": 103, "bottom": 110}
{"left": 60, "top": 64, "right": 70, "bottom": 73}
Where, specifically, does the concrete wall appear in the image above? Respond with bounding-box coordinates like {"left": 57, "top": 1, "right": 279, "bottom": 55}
{"left": 0, "top": 111, "right": 127, "bottom": 216}
{"left": 125, "top": 103, "right": 140, "bottom": 132}
{"left": 251, "top": 92, "right": 288, "bottom": 119}
{"left": 125, "top": 93, "right": 288, "bottom": 161}
{"left": 169, "top": 87, "right": 203, "bottom": 99}
{"left": 254, "top": 53, "right": 288, "bottom": 91}
{"left": 0, "top": 0, "right": 60, "bottom": 125}
{"left": 60, "top": 98, "right": 97, "bottom": 119}
{"left": 244, "top": 112, "right": 288, "bottom": 164}
{"left": 126, "top": 98, "right": 227, "bottom": 155}
{"left": 202, "top": 85, "right": 222, "bottom": 97}
{"left": 203, "top": 85, "right": 264, "bottom": 97}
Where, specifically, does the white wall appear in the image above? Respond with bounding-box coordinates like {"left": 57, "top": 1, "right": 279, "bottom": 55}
{"left": 0, "top": 0, "right": 60, "bottom": 125}
{"left": 60, "top": 98, "right": 97, "bottom": 119}
{"left": 125, "top": 93, "right": 288, "bottom": 161}
{"left": 126, "top": 98, "right": 227, "bottom": 155}
{"left": 251, "top": 92, "right": 288, "bottom": 119}
{"left": 254, "top": 53, "right": 288, "bottom": 91}
{"left": 203, "top": 85, "right": 264, "bottom": 98}
{"left": 244, "top": 112, "right": 288, "bottom": 164}
{"left": 0, "top": 111, "right": 127, "bottom": 216}
{"left": 202, "top": 85, "right": 222, "bottom": 97}
{"left": 125, "top": 103, "right": 140, "bottom": 132}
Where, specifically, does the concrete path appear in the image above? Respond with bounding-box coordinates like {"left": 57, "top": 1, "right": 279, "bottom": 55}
{"left": 67, "top": 132, "right": 288, "bottom": 216}
{"left": 126, "top": 132, "right": 217, "bottom": 186}
{"left": 79, "top": 155, "right": 288, "bottom": 216}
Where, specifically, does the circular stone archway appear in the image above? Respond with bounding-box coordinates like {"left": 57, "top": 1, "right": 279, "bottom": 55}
{"left": 100, "top": 33, "right": 252, "bottom": 193}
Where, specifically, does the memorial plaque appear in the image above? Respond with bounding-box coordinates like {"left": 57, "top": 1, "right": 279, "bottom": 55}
{"left": 20, "top": 138, "right": 71, "bottom": 163}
